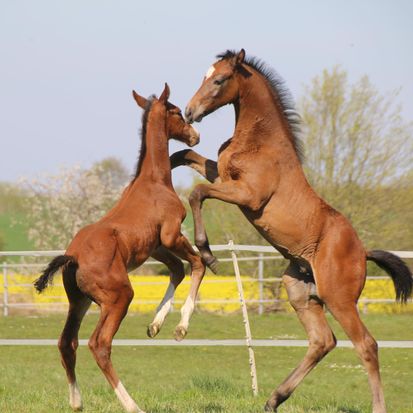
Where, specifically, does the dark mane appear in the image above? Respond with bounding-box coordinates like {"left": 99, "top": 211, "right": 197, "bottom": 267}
{"left": 134, "top": 95, "right": 156, "bottom": 178}
{"left": 217, "top": 50, "right": 304, "bottom": 163}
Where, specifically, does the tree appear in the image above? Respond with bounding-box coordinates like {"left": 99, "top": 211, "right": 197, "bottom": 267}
{"left": 301, "top": 67, "right": 412, "bottom": 187}
{"left": 21, "top": 158, "right": 128, "bottom": 250}
{"left": 299, "top": 67, "right": 413, "bottom": 250}
{"left": 91, "top": 157, "right": 130, "bottom": 189}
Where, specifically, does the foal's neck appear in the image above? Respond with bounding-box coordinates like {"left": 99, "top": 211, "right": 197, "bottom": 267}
{"left": 235, "top": 73, "right": 297, "bottom": 158}
{"left": 139, "top": 106, "right": 172, "bottom": 186}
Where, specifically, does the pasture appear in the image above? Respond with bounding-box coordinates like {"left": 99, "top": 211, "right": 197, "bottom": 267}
{"left": 0, "top": 313, "right": 412, "bottom": 412}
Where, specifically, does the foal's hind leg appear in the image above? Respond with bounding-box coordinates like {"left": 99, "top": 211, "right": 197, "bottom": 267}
{"left": 314, "top": 239, "right": 386, "bottom": 413}
{"left": 265, "top": 263, "right": 336, "bottom": 412}
{"left": 59, "top": 272, "right": 91, "bottom": 411}
{"left": 147, "top": 246, "right": 185, "bottom": 338}
{"left": 88, "top": 278, "right": 144, "bottom": 413}
{"left": 328, "top": 302, "right": 385, "bottom": 413}
{"left": 321, "top": 288, "right": 386, "bottom": 412}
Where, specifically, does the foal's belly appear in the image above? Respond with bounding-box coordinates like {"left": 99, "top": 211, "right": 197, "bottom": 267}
{"left": 239, "top": 205, "right": 319, "bottom": 263}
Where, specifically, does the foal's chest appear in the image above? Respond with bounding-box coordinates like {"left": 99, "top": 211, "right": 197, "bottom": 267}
{"left": 218, "top": 147, "right": 257, "bottom": 181}
{"left": 217, "top": 142, "right": 247, "bottom": 181}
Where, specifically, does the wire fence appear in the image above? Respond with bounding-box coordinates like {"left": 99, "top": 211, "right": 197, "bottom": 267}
{"left": 1, "top": 244, "right": 413, "bottom": 317}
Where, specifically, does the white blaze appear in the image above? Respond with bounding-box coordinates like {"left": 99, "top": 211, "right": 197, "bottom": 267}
{"left": 205, "top": 65, "right": 215, "bottom": 79}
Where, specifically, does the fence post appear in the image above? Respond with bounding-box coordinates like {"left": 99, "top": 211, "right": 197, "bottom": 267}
{"left": 229, "top": 240, "right": 258, "bottom": 396}
{"left": 258, "top": 253, "right": 264, "bottom": 315}
{"left": 3, "top": 262, "right": 9, "bottom": 317}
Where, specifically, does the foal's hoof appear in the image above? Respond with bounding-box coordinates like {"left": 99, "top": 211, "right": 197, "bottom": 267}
{"left": 174, "top": 325, "right": 188, "bottom": 341}
{"left": 147, "top": 323, "right": 160, "bottom": 338}
{"left": 264, "top": 401, "right": 277, "bottom": 412}
{"left": 204, "top": 255, "right": 219, "bottom": 274}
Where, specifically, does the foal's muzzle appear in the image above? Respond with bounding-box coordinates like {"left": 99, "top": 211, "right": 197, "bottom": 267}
{"left": 188, "top": 129, "right": 200, "bottom": 147}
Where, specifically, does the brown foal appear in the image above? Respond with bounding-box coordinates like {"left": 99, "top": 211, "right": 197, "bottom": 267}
{"left": 174, "top": 49, "right": 413, "bottom": 413}
{"left": 34, "top": 84, "right": 205, "bottom": 413}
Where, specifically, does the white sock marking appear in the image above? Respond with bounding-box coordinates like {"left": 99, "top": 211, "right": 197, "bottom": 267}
{"left": 69, "top": 382, "right": 82, "bottom": 410}
{"left": 152, "top": 283, "right": 175, "bottom": 326}
{"left": 179, "top": 296, "right": 195, "bottom": 329}
{"left": 114, "top": 381, "right": 143, "bottom": 413}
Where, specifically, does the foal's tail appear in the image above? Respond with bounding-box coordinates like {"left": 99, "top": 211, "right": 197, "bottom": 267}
{"left": 367, "top": 250, "right": 413, "bottom": 303}
{"left": 34, "top": 255, "right": 78, "bottom": 293}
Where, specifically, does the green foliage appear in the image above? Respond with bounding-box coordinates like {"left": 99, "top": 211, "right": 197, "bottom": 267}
{"left": 0, "top": 182, "right": 26, "bottom": 215}
{"left": 91, "top": 156, "right": 130, "bottom": 189}
{"left": 0, "top": 183, "right": 33, "bottom": 252}
{"left": 0, "top": 213, "right": 33, "bottom": 252}
{"left": 299, "top": 66, "right": 413, "bottom": 250}
{"left": 300, "top": 66, "right": 413, "bottom": 187}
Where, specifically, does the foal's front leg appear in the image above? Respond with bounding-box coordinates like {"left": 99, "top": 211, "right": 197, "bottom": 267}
{"left": 161, "top": 227, "right": 206, "bottom": 341}
{"left": 169, "top": 235, "right": 205, "bottom": 341}
{"left": 170, "top": 149, "right": 220, "bottom": 184}
{"left": 189, "top": 180, "right": 259, "bottom": 271}
{"left": 147, "top": 246, "right": 185, "bottom": 338}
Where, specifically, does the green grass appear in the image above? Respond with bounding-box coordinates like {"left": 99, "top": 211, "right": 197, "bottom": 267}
{"left": 0, "top": 313, "right": 412, "bottom": 412}
{"left": 0, "top": 312, "right": 412, "bottom": 341}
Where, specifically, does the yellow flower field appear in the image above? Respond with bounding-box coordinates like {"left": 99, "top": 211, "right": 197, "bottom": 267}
{"left": 0, "top": 273, "right": 412, "bottom": 314}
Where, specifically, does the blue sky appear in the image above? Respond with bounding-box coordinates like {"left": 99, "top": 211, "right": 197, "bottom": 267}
{"left": 1, "top": 0, "right": 412, "bottom": 186}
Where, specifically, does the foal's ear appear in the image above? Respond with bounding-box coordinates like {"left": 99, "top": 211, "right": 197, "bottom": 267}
{"left": 132, "top": 90, "right": 147, "bottom": 109}
{"left": 236, "top": 49, "right": 246, "bottom": 65}
{"left": 159, "top": 83, "right": 170, "bottom": 103}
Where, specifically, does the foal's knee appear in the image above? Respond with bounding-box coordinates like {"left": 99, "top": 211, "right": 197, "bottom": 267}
{"left": 188, "top": 186, "right": 203, "bottom": 207}
{"left": 357, "top": 334, "right": 378, "bottom": 364}
{"left": 309, "top": 333, "right": 337, "bottom": 361}
{"left": 192, "top": 254, "right": 204, "bottom": 270}
{"left": 58, "top": 335, "right": 78, "bottom": 356}
{"left": 88, "top": 338, "right": 112, "bottom": 370}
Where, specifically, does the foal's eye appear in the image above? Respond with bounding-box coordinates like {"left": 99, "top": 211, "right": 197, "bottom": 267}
{"left": 214, "top": 78, "right": 225, "bottom": 86}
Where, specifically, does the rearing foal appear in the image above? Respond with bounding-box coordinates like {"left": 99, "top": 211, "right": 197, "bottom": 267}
{"left": 175, "top": 49, "right": 413, "bottom": 413}
{"left": 34, "top": 84, "right": 205, "bottom": 413}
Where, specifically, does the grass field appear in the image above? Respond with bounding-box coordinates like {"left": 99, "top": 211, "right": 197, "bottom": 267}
{"left": 0, "top": 313, "right": 412, "bottom": 413}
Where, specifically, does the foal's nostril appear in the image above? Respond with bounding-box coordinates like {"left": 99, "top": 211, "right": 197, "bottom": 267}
{"left": 190, "top": 134, "right": 200, "bottom": 147}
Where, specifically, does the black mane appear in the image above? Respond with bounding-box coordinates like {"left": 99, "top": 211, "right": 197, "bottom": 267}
{"left": 133, "top": 95, "right": 156, "bottom": 178}
{"left": 217, "top": 50, "right": 304, "bottom": 162}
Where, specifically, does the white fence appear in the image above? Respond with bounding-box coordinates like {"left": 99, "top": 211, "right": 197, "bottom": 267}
{"left": 1, "top": 244, "right": 413, "bottom": 317}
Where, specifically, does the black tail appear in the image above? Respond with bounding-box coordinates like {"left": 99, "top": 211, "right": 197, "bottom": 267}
{"left": 367, "top": 250, "right": 413, "bottom": 303}
{"left": 34, "top": 255, "right": 78, "bottom": 293}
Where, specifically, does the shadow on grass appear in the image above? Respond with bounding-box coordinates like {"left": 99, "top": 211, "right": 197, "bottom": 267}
{"left": 334, "top": 406, "right": 362, "bottom": 413}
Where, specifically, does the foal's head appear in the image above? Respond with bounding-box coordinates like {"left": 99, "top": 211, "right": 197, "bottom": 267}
{"left": 133, "top": 83, "right": 200, "bottom": 147}
{"left": 185, "top": 49, "right": 246, "bottom": 124}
